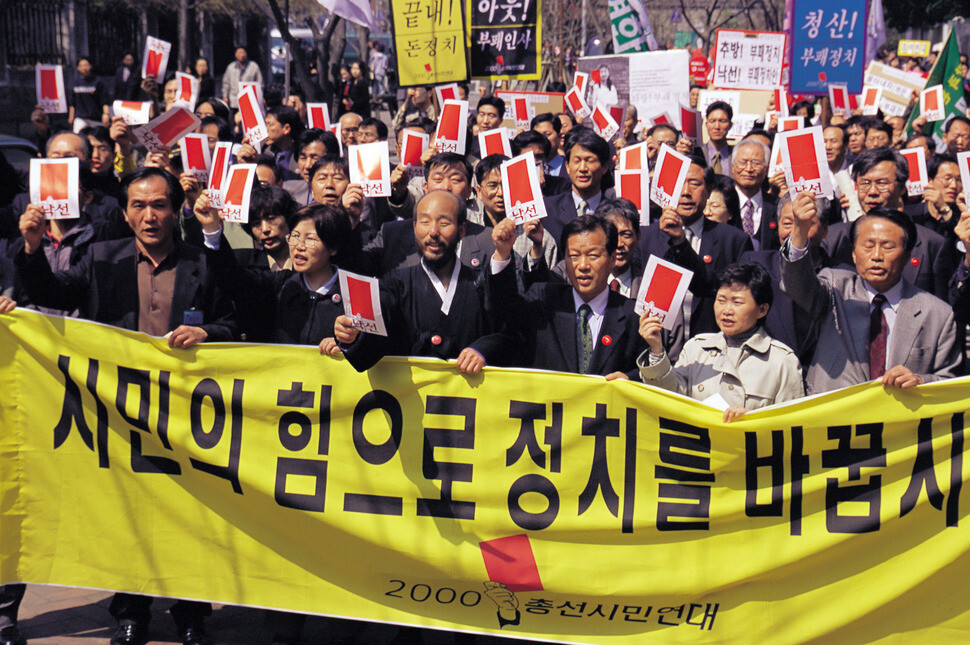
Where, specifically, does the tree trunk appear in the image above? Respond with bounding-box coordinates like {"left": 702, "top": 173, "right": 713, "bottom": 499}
{"left": 178, "top": 0, "right": 190, "bottom": 73}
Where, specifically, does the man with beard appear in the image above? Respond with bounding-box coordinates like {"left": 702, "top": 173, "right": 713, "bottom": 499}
{"left": 334, "top": 190, "right": 512, "bottom": 371}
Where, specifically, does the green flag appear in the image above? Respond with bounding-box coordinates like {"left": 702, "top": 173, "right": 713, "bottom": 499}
{"left": 905, "top": 29, "right": 967, "bottom": 142}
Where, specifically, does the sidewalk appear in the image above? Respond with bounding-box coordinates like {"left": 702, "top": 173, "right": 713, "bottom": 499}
{"left": 15, "top": 585, "right": 412, "bottom": 644}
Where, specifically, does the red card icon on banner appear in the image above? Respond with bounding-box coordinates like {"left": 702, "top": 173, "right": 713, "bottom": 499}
{"left": 39, "top": 68, "right": 58, "bottom": 100}
{"left": 479, "top": 535, "right": 543, "bottom": 592}
{"left": 440, "top": 86, "right": 457, "bottom": 102}
{"left": 40, "top": 163, "right": 69, "bottom": 202}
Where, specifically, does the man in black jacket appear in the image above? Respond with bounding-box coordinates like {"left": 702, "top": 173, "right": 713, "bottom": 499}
{"left": 15, "top": 167, "right": 233, "bottom": 645}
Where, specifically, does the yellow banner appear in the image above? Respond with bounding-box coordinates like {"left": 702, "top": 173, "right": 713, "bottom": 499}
{"left": 390, "top": 0, "right": 467, "bottom": 86}
{"left": 2, "top": 310, "right": 970, "bottom": 643}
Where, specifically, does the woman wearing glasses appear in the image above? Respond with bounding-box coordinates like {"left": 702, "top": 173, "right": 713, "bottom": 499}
{"left": 193, "top": 189, "right": 352, "bottom": 348}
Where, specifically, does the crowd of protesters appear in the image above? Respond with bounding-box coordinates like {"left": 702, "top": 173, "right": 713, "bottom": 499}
{"left": 1, "top": 39, "right": 970, "bottom": 645}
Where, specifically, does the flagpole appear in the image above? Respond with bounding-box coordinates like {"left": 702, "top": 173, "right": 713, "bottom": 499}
{"left": 284, "top": 0, "right": 291, "bottom": 99}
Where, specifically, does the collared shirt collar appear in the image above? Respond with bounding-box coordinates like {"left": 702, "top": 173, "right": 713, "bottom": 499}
{"left": 862, "top": 277, "right": 904, "bottom": 311}
{"left": 303, "top": 270, "right": 339, "bottom": 295}
{"left": 572, "top": 284, "right": 610, "bottom": 317}
{"left": 571, "top": 189, "right": 602, "bottom": 213}
{"left": 421, "top": 257, "right": 462, "bottom": 315}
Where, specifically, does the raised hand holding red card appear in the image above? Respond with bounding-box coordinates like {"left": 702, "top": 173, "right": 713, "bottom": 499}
{"left": 634, "top": 255, "right": 694, "bottom": 330}
{"left": 142, "top": 36, "right": 171, "bottom": 84}
{"left": 180, "top": 133, "right": 212, "bottom": 185}
{"left": 779, "top": 126, "right": 833, "bottom": 199}
{"left": 900, "top": 147, "right": 928, "bottom": 197}
{"left": 501, "top": 151, "right": 547, "bottom": 225}
{"left": 133, "top": 106, "right": 200, "bottom": 154}
{"left": 220, "top": 164, "right": 258, "bottom": 223}
{"left": 30, "top": 158, "right": 80, "bottom": 220}
{"left": 650, "top": 144, "right": 691, "bottom": 209}
{"left": 339, "top": 271, "right": 387, "bottom": 337}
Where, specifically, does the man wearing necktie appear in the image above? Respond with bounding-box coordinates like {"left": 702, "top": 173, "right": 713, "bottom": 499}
{"left": 488, "top": 214, "right": 646, "bottom": 379}
{"left": 731, "top": 137, "right": 781, "bottom": 251}
{"left": 703, "top": 101, "right": 733, "bottom": 176}
{"left": 541, "top": 127, "right": 613, "bottom": 244}
{"left": 781, "top": 199, "right": 962, "bottom": 394}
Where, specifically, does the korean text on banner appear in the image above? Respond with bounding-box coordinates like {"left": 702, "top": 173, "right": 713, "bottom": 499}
{"left": 789, "top": 0, "right": 867, "bottom": 94}
{"left": 5, "top": 310, "right": 970, "bottom": 643}
{"left": 468, "top": 0, "right": 540, "bottom": 80}
{"left": 712, "top": 30, "right": 787, "bottom": 91}
{"left": 392, "top": 0, "right": 467, "bottom": 86}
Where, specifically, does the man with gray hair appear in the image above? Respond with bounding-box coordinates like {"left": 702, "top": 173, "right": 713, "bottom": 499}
{"left": 731, "top": 136, "right": 780, "bottom": 251}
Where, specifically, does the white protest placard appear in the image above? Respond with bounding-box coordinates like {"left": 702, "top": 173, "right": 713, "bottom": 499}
{"left": 207, "top": 142, "right": 234, "bottom": 209}
{"left": 778, "top": 116, "right": 805, "bottom": 132}
{"left": 238, "top": 85, "right": 268, "bottom": 146}
{"left": 772, "top": 87, "right": 790, "bottom": 117}
{"left": 860, "top": 87, "right": 883, "bottom": 116}
{"left": 307, "top": 103, "right": 331, "bottom": 130}
{"left": 679, "top": 105, "right": 703, "bottom": 145}
{"left": 330, "top": 124, "right": 344, "bottom": 157}
{"left": 617, "top": 141, "right": 649, "bottom": 171}
{"left": 573, "top": 71, "right": 589, "bottom": 95}
{"left": 564, "top": 87, "right": 590, "bottom": 119}
{"left": 697, "top": 88, "right": 753, "bottom": 137}
{"left": 712, "top": 29, "right": 787, "bottom": 91}
{"left": 501, "top": 151, "right": 547, "bottom": 225}
{"left": 768, "top": 134, "right": 785, "bottom": 176}
{"left": 900, "top": 147, "right": 928, "bottom": 197}
{"left": 142, "top": 37, "right": 171, "bottom": 84}
{"left": 220, "top": 164, "right": 257, "bottom": 223}
{"left": 590, "top": 105, "right": 619, "bottom": 140}
{"left": 400, "top": 129, "right": 428, "bottom": 180}
{"left": 238, "top": 82, "right": 264, "bottom": 112}
{"left": 35, "top": 65, "right": 67, "bottom": 114}
{"left": 863, "top": 61, "right": 927, "bottom": 118}
{"left": 133, "top": 106, "right": 200, "bottom": 154}
{"left": 29, "top": 158, "right": 80, "bottom": 220}
{"left": 111, "top": 100, "right": 152, "bottom": 125}
{"left": 633, "top": 255, "right": 694, "bottom": 330}
{"left": 180, "top": 133, "right": 212, "bottom": 185}
{"left": 512, "top": 96, "right": 532, "bottom": 128}
{"left": 339, "top": 270, "right": 388, "bottom": 337}
{"left": 434, "top": 83, "right": 460, "bottom": 109}
{"left": 958, "top": 153, "right": 970, "bottom": 205}
{"left": 920, "top": 85, "right": 945, "bottom": 122}
{"left": 778, "top": 126, "right": 833, "bottom": 199}
{"left": 349, "top": 141, "right": 392, "bottom": 198}
{"left": 643, "top": 110, "right": 675, "bottom": 129}
{"left": 650, "top": 144, "right": 691, "bottom": 209}
{"left": 615, "top": 171, "right": 650, "bottom": 225}
{"left": 478, "top": 129, "right": 512, "bottom": 158}
{"left": 173, "top": 72, "right": 199, "bottom": 112}
{"left": 828, "top": 85, "right": 852, "bottom": 118}
{"left": 434, "top": 100, "right": 468, "bottom": 155}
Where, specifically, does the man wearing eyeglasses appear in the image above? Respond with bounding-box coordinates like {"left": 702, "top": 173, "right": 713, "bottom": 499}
{"left": 731, "top": 137, "right": 780, "bottom": 251}
{"left": 821, "top": 147, "right": 958, "bottom": 300}
{"left": 905, "top": 154, "right": 963, "bottom": 238}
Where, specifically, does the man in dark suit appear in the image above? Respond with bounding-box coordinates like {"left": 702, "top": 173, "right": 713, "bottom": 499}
{"left": 732, "top": 137, "right": 780, "bottom": 251}
{"left": 822, "top": 147, "right": 958, "bottom": 300}
{"left": 639, "top": 154, "right": 754, "bottom": 358}
{"left": 15, "top": 166, "right": 232, "bottom": 645}
{"left": 489, "top": 214, "right": 646, "bottom": 379}
{"left": 334, "top": 190, "right": 511, "bottom": 372}
{"left": 784, "top": 197, "right": 962, "bottom": 394}
{"left": 541, "top": 127, "right": 613, "bottom": 244}
{"left": 740, "top": 193, "right": 834, "bottom": 364}
{"left": 281, "top": 129, "right": 341, "bottom": 205}
{"left": 703, "top": 101, "right": 734, "bottom": 175}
